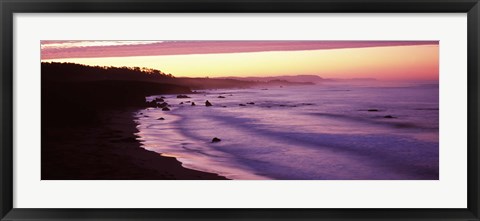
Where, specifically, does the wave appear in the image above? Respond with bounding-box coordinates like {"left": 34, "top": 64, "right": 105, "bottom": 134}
{"left": 135, "top": 84, "right": 439, "bottom": 180}
{"left": 170, "top": 111, "right": 438, "bottom": 179}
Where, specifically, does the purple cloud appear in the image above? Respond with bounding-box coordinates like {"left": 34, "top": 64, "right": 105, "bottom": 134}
{"left": 41, "top": 40, "right": 438, "bottom": 60}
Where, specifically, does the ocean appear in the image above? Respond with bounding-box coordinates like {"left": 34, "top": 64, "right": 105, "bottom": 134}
{"left": 134, "top": 83, "right": 439, "bottom": 180}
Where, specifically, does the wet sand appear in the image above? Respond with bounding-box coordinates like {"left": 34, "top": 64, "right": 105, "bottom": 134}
{"left": 41, "top": 108, "right": 226, "bottom": 180}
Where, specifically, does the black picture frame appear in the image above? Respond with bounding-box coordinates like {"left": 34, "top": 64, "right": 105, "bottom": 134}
{"left": 1, "top": 0, "right": 479, "bottom": 220}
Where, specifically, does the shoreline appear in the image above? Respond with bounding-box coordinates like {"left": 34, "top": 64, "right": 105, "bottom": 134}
{"left": 41, "top": 107, "right": 227, "bottom": 180}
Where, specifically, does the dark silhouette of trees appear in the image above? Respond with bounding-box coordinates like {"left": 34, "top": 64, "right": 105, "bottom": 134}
{"left": 41, "top": 62, "right": 312, "bottom": 91}
{"left": 41, "top": 62, "right": 174, "bottom": 83}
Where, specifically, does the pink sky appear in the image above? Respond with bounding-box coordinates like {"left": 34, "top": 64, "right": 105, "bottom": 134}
{"left": 41, "top": 41, "right": 439, "bottom": 80}
{"left": 41, "top": 40, "right": 438, "bottom": 60}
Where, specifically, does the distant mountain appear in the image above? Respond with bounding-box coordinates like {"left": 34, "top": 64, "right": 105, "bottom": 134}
{"left": 329, "top": 78, "right": 377, "bottom": 82}
{"left": 218, "top": 75, "right": 326, "bottom": 83}
{"left": 218, "top": 75, "right": 380, "bottom": 84}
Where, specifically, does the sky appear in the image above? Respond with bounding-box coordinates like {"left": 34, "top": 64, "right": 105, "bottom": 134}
{"left": 41, "top": 40, "right": 439, "bottom": 80}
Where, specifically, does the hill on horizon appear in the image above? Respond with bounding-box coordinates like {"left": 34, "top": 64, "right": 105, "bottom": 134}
{"left": 218, "top": 74, "right": 328, "bottom": 83}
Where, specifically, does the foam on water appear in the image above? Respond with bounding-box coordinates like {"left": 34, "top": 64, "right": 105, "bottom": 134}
{"left": 134, "top": 83, "right": 439, "bottom": 180}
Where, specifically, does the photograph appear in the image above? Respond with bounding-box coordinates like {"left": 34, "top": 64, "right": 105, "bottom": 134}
{"left": 41, "top": 40, "right": 439, "bottom": 180}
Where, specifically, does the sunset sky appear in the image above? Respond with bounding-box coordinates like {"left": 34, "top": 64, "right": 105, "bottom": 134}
{"left": 41, "top": 40, "right": 439, "bottom": 80}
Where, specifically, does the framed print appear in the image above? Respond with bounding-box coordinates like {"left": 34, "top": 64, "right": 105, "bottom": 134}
{"left": 1, "top": 0, "right": 479, "bottom": 220}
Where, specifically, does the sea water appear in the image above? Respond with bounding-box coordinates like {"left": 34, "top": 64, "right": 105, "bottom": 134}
{"left": 134, "top": 83, "right": 439, "bottom": 180}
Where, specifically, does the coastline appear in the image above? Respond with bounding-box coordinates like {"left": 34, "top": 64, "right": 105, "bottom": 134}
{"left": 40, "top": 63, "right": 439, "bottom": 180}
{"left": 41, "top": 107, "right": 227, "bottom": 180}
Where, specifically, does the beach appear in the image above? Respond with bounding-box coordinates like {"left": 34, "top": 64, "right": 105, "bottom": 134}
{"left": 41, "top": 78, "right": 227, "bottom": 180}
{"left": 41, "top": 108, "right": 226, "bottom": 180}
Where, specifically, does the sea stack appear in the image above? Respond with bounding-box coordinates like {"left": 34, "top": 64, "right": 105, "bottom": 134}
{"left": 205, "top": 100, "right": 213, "bottom": 107}
{"left": 157, "top": 102, "right": 169, "bottom": 108}
{"left": 177, "top": 95, "right": 191, "bottom": 99}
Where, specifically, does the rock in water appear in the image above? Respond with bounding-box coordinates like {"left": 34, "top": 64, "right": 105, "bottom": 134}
{"left": 211, "top": 137, "right": 221, "bottom": 143}
{"left": 179, "top": 102, "right": 184, "bottom": 104}
{"left": 218, "top": 96, "right": 226, "bottom": 98}
{"left": 384, "top": 115, "right": 395, "bottom": 119}
{"left": 247, "top": 102, "right": 255, "bottom": 105}
{"left": 191, "top": 102, "right": 196, "bottom": 106}
{"left": 367, "top": 109, "right": 379, "bottom": 112}
{"left": 205, "top": 100, "right": 213, "bottom": 107}
{"left": 158, "top": 102, "right": 169, "bottom": 108}
{"left": 157, "top": 117, "right": 165, "bottom": 120}
{"left": 239, "top": 104, "right": 246, "bottom": 106}
{"left": 145, "top": 100, "right": 157, "bottom": 108}
{"left": 177, "top": 95, "right": 191, "bottom": 98}
{"left": 162, "top": 107, "right": 170, "bottom": 111}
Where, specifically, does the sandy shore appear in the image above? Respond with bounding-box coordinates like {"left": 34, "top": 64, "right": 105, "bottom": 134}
{"left": 41, "top": 108, "right": 226, "bottom": 180}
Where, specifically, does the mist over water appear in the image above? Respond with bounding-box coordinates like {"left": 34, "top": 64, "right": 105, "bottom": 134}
{"left": 134, "top": 83, "right": 439, "bottom": 180}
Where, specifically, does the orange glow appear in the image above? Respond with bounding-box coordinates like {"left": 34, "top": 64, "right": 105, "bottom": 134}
{"left": 43, "top": 45, "right": 438, "bottom": 81}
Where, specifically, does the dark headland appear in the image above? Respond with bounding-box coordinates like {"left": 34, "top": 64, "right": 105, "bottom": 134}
{"left": 42, "top": 63, "right": 228, "bottom": 179}
{"left": 41, "top": 62, "right": 315, "bottom": 179}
